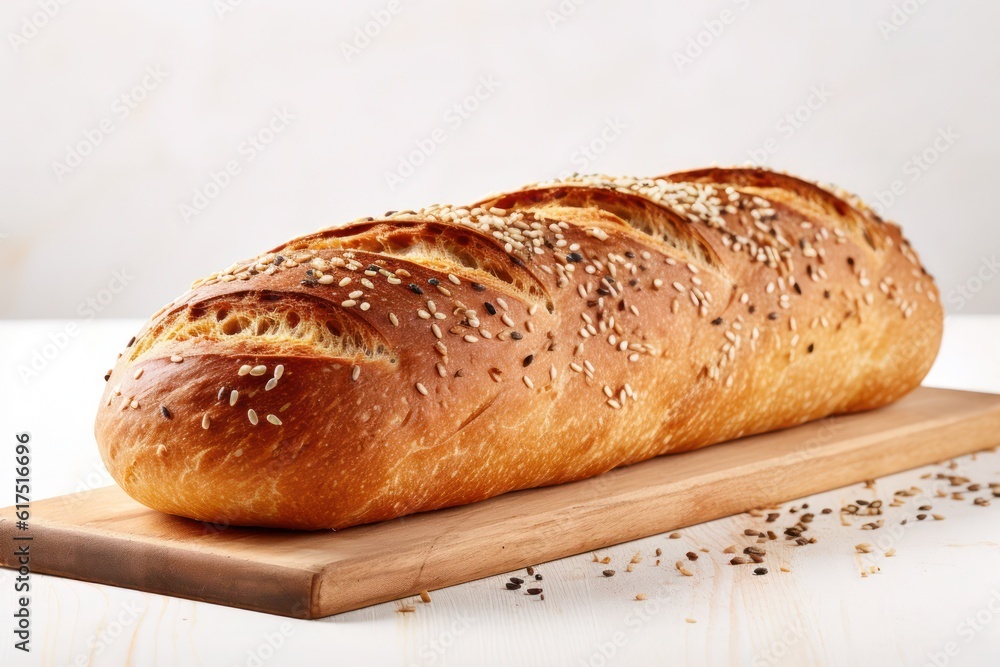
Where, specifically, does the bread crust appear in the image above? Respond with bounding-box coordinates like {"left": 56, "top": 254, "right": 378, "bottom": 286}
{"left": 94, "top": 168, "right": 943, "bottom": 529}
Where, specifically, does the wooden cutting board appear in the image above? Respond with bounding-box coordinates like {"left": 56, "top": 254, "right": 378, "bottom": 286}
{"left": 3, "top": 387, "right": 999, "bottom": 619}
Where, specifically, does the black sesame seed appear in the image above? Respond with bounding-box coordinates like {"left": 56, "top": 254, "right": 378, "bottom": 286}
{"left": 510, "top": 255, "right": 526, "bottom": 268}
{"left": 126, "top": 336, "right": 136, "bottom": 348}
{"left": 510, "top": 577, "right": 524, "bottom": 584}
{"left": 300, "top": 279, "right": 318, "bottom": 287}
{"left": 523, "top": 355, "right": 534, "bottom": 367}
{"left": 793, "top": 283, "right": 802, "bottom": 295}
{"left": 624, "top": 251, "right": 635, "bottom": 258}
{"left": 104, "top": 370, "right": 112, "bottom": 382}
{"left": 428, "top": 277, "right": 440, "bottom": 286}
{"left": 526, "top": 588, "right": 543, "bottom": 595}
{"left": 748, "top": 305, "right": 756, "bottom": 313}
{"left": 753, "top": 567, "right": 768, "bottom": 576}
{"left": 535, "top": 574, "right": 542, "bottom": 580}
{"left": 366, "top": 264, "right": 379, "bottom": 272}
{"left": 604, "top": 275, "right": 615, "bottom": 283}
{"left": 274, "top": 255, "right": 285, "bottom": 265}
{"left": 628, "top": 279, "right": 637, "bottom": 287}
{"left": 823, "top": 290, "right": 831, "bottom": 299}
{"left": 767, "top": 312, "right": 779, "bottom": 320}
{"left": 847, "top": 257, "right": 855, "bottom": 266}
{"left": 711, "top": 317, "right": 723, "bottom": 326}
{"left": 505, "top": 582, "right": 521, "bottom": 590}
{"left": 807, "top": 343, "right": 815, "bottom": 353}
{"left": 566, "top": 252, "right": 583, "bottom": 263}
{"left": 510, "top": 331, "right": 523, "bottom": 340}
{"left": 408, "top": 283, "right": 423, "bottom": 295}
{"left": 597, "top": 287, "right": 611, "bottom": 296}
{"left": 160, "top": 406, "right": 172, "bottom": 420}
{"left": 384, "top": 210, "right": 396, "bottom": 217}
{"left": 484, "top": 302, "right": 497, "bottom": 316}
{"left": 218, "top": 386, "right": 227, "bottom": 401}
{"left": 471, "top": 282, "right": 486, "bottom": 292}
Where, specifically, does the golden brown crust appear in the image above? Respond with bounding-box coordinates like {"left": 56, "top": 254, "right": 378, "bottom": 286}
{"left": 94, "top": 168, "right": 943, "bottom": 529}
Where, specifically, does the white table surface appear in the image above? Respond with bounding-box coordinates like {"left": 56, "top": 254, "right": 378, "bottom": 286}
{"left": 1, "top": 316, "right": 999, "bottom": 667}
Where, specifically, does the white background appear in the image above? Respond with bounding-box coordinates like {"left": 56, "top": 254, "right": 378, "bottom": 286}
{"left": 1, "top": 0, "right": 999, "bottom": 319}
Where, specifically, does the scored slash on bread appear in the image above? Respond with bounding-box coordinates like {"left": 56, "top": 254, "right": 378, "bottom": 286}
{"left": 95, "top": 167, "right": 943, "bottom": 530}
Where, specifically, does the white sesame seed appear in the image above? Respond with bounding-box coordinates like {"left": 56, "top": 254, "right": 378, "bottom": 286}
{"left": 170, "top": 355, "right": 183, "bottom": 363}
{"left": 549, "top": 365, "right": 557, "bottom": 381}
{"left": 318, "top": 275, "right": 335, "bottom": 285}
{"left": 239, "top": 364, "right": 252, "bottom": 376}
{"left": 464, "top": 334, "right": 479, "bottom": 343}
{"left": 448, "top": 273, "right": 460, "bottom": 285}
{"left": 436, "top": 362, "right": 447, "bottom": 377}
{"left": 274, "top": 364, "right": 284, "bottom": 380}
{"left": 265, "top": 378, "right": 278, "bottom": 391}
{"left": 496, "top": 297, "right": 509, "bottom": 311}
{"left": 672, "top": 281, "right": 685, "bottom": 292}
{"left": 361, "top": 278, "right": 375, "bottom": 289}
{"left": 418, "top": 310, "right": 431, "bottom": 319}
{"left": 348, "top": 290, "right": 363, "bottom": 299}
{"left": 248, "top": 409, "right": 259, "bottom": 425}
{"left": 351, "top": 365, "right": 361, "bottom": 381}
{"left": 133, "top": 368, "right": 144, "bottom": 380}
{"left": 230, "top": 390, "right": 239, "bottom": 406}
{"left": 389, "top": 312, "right": 399, "bottom": 326}
{"left": 501, "top": 313, "right": 514, "bottom": 327}
{"left": 342, "top": 299, "right": 357, "bottom": 308}
{"left": 607, "top": 399, "right": 622, "bottom": 409}
{"left": 523, "top": 376, "right": 534, "bottom": 389}
{"left": 570, "top": 362, "right": 583, "bottom": 373}
{"left": 415, "top": 382, "right": 429, "bottom": 395}
{"left": 360, "top": 302, "right": 371, "bottom": 311}
{"left": 653, "top": 278, "right": 663, "bottom": 289}
{"left": 339, "top": 277, "right": 352, "bottom": 287}
{"left": 250, "top": 365, "right": 267, "bottom": 376}
{"left": 202, "top": 413, "right": 211, "bottom": 429}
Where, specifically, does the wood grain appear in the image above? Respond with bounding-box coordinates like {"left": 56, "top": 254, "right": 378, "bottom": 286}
{"left": 3, "top": 387, "right": 999, "bottom": 619}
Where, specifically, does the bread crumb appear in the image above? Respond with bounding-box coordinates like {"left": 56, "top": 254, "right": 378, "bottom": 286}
{"left": 675, "top": 561, "right": 694, "bottom": 576}
{"left": 685, "top": 618, "right": 697, "bottom": 624}
{"left": 600, "top": 556, "right": 611, "bottom": 564}
{"left": 630, "top": 551, "right": 643, "bottom": 564}
{"left": 723, "top": 545, "right": 737, "bottom": 554}
{"left": 635, "top": 593, "right": 647, "bottom": 601}
{"left": 779, "top": 565, "right": 791, "bottom": 573}
{"left": 855, "top": 544, "right": 872, "bottom": 553}
{"left": 885, "top": 548, "right": 897, "bottom": 557}
{"left": 397, "top": 604, "right": 415, "bottom": 613}
{"left": 626, "top": 563, "right": 635, "bottom": 573}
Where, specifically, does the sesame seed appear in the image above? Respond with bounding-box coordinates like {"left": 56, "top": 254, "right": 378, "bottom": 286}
{"left": 408, "top": 283, "right": 423, "bottom": 295}
{"left": 342, "top": 299, "right": 357, "bottom": 308}
{"left": 570, "top": 363, "right": 583, "bottom": 372}
{"left": 607, "top": 399, "right": 622, "bottom": 409}
{"left": 389, "top": 312, "right": 399, "bottom": 326}
{"left": 549, "top": 365, "right": 557, "bottom": 381}
{"left": 415, "top": 382, "right": 429, "bottom": 395}
{"left": 230, "top": 390, "right": 239, "bottom": 406}
{"left": 202, "top": 414, "right": 211, "bottom": 430}
{"left": 523, "top": 376, "right": 534, "bottom": 389}
{"left": 496, "top": 297, "right": 509, "bottom": 311}
{"left": 360, "top": 302, "right": 371, "bottom": 311}
{"left": 436, "top": 362, "right": 447, "bottom": 377}
{"left": 265, "top": 414, "right": 281, "bottom": 426}
{"left": 523, "top": 355, "right": 534, "bottom": 367}
{"left": 418, "top": 310, "right": 431, "bottom": 319}
{"left": 339, "top": 277, "right": 351, "bottom": 287}
{"left": 351, "top": 365, "right": 361, "bottom": 381}
{"left": 471, "top": 282, "right": 486, "bottom": 291}
{"left": 170, "top": 355, "right": 183, "bottom": 363}
{"left": 274, "top": 364, "right": 284, "bottom": 380}
{"left": 464, "top": 334, "right": 479, "bottom": 343}
{"left": 348, "top": 290, "right": 362, "bottom": 299}
{"left": 448, "top": 274, "right": 461, "bottom": 285}
{"left": 318, "top": 275, "right": 334, "bottom": 285}
{"left": 248, "top": 409, "right": 259, "bottom": 425}
{"left": 265, "top": 378, "right": 278, "bottom": 391}
{"left": 239, "top": 365, "right": 252, "bottom": 376}
{"left": 160, "top": 406, "right": 172, "bottom": 419}
{"left": 250, "top": 365, "right": 267, "bottom": 376}
{"left": 133, "top": 368, "right": 144, "bottom": 379}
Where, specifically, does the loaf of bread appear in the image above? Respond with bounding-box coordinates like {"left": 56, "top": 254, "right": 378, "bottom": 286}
{"left": 94, "top": 167, "right": 943, "bottom": 529}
